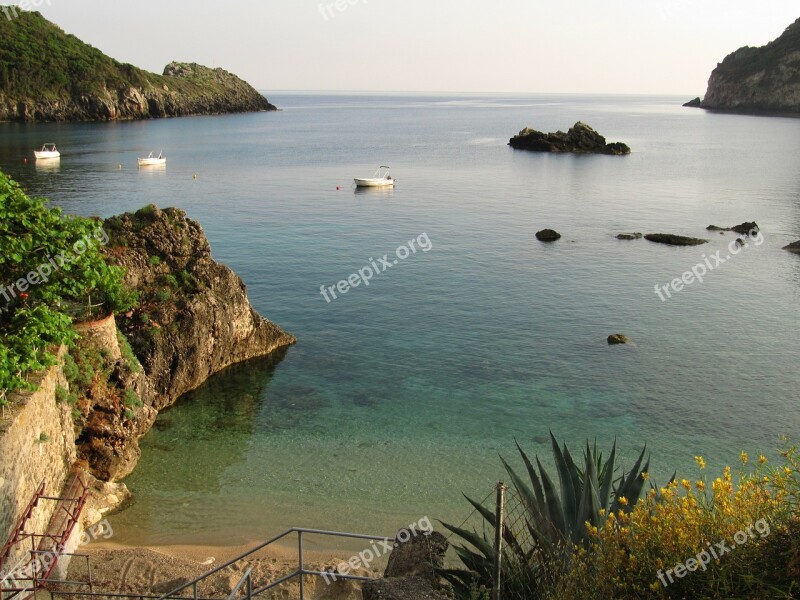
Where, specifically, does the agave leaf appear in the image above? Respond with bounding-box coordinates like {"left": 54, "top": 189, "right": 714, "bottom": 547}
{"left": 535, "top": 456, "right": 565, "bottom": 535}
{"left": 598, "top": 438, "right": 617, "bottom": 508}
{"left": 550, "top": 432, "right": 578, "bottom": 536}
{"left": 515, "top": 439, "right": 545, "bottom": 507}
{"left": 439, "top": 520, "right": 495, "bottom": 558}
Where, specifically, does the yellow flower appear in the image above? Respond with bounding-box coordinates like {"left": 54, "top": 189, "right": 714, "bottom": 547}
{"left": 681, "top": 479, "right": 692, "bottom": 491}
{"left": 618, "top": 496, "right": 629, "bottom": 506}
{"left": 759, "top": 455, "right": 767, "bottom": 465}
{"left": 740, "top": 451, "right": 748, "bottom": 464}
{"left": 695, "top": 455, "right": 706, "bottom": 469}
{"left": 641, "top": 471, "right": 650, "bottom": 481}
{"left": 696, "top": 480, "right": 705, "bottom": 491}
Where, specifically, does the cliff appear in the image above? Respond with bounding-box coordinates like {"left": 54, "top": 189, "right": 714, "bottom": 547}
{"left": 0, "top": 11, "right": 276, "bottom": 122}
{"left": 74, "top": 205, "right": 296, "bottom": 480}
{"left": 701, "top": 17, "right": 800, "bottom": 114}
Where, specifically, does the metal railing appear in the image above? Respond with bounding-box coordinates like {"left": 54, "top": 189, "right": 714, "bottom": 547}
{"left": 44, "top": 527, "right": 392, "bottom": 600}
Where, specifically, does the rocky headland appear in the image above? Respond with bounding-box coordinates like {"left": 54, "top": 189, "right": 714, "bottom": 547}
{"left": 696, "top": 17, "right": 800, "bottom": 115}
{"left": 0, "top": 203, "right": 295, "bottom": 554}
{"left": 509, "top": 122, "right": 631, "bottom": 155}
{"left": 0, "top": 12, "right": 276, "bottom": 122}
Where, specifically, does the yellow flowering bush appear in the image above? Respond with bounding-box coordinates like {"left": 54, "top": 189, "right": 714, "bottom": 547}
{"left": 553, "top": 440, "right": 800, "bottom": 599}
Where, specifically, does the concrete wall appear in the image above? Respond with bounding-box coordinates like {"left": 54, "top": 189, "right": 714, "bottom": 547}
{"left": 0, "top": 346, "right": 75, "bottom": 570}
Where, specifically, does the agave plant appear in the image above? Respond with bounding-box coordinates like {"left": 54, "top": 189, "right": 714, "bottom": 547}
{"left": 439, "top": 433, "right": 652, "bottom": 599}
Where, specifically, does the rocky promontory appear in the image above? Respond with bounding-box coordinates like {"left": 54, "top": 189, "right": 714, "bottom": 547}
{"left": 72, "top": 205, "right": 296, "bottom": 481}
{"left": 700, "top": 17, "right": 800, "bottom": 115}
{"left": 0, "top": 12, "right": 276, "bottom": 122}
{"left": 509, "top": 122, "right": 631, "bottom": 155}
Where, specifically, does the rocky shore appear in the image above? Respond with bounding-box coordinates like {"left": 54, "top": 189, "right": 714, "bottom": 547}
{"left": 0, "top": 12, "right": 276, "bottom": 122}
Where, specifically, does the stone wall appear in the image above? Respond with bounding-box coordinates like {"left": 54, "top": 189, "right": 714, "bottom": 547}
{"left": 0, "top": 346, "right": 75, "bottom": 568}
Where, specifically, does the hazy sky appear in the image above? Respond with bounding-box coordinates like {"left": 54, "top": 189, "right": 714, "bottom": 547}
{"left": 30, "top": 1, "right": 800, "bottom": 95}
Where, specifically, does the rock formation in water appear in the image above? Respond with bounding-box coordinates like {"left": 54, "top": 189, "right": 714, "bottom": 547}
{"left": 706, "top": 222, "right": 760, "bottom": 234}
{"left": 536, "top": 228, "right": 562, "bottom": 242}
{"left": 509, "top": 122, "right": 631, "bottom": 155}
{"left": 0, "top": 11, "right": 276, "bottom": 122}
{"left": 644, "top": 233, "right": 709, "bottom": 246}
{"left": 784, "top": 240, "right": 800, "bottom": 254}
{"left": 700, "top": 18, "right": 800, "bottom": 115}
{"left": 74, "top": 205, "right": 295, "bottom": 480}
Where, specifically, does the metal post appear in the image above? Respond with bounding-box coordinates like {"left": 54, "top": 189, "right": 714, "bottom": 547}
{"left": 298, "top": 531, "right": 304, "bottom": 600}
{"left": 492, "top": 481, "right": 506, "bottom": 600}
{"left": 193, "top": 581, "right": 198, "bottom": 600}
{"left": 246, "top": 572, "right": 252, "bottom": 600}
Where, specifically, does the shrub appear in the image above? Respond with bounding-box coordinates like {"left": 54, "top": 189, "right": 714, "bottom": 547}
{"left": 0, "top": 171, "right": 137, "bottom": 396}
{"left": 148, "top": 255, "right": 161, "bottom": 266}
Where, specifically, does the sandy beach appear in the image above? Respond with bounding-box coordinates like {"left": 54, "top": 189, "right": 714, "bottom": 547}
{"left": 65, "top": 541, "right": 385, "bottom": 600}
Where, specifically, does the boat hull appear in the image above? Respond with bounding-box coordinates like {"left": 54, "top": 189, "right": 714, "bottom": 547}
{"left": 354, "top": 178, "right": 394, "bottom": 187}
{"left": 34, "top": 151, "right": 60, "bottom": 159}
{"left": 138, "top": 158, "right": 167, "bottom": 166}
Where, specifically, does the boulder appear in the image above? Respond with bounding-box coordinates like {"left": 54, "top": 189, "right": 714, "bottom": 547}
{"left": 384, "top": 531, "right": 448, "bottom": 584}
{"left": 536, "top": 229, "right": 562, "bottom": 242}
{"left": 616, "top": 232, "right": 643, "bottom": 240}
{"left": 644, "top": 233, "right": 709, "bottom": 246}
{"left": 509, "top": 122, "right": 631, "bottom": 155}
{"left": 783, "top": 240, "right": 800, "bottom": 254}
{"left": 362, "top": 576, "right": 441, "bottom": 600}
{"left": 730, "top": 221, "right": 759, "bottom": 234}
{"left": 607, "top": 334, "right": 631, "bottom": 345}
{"left": 683, "top": 97, "right": 703, "bottom": 108}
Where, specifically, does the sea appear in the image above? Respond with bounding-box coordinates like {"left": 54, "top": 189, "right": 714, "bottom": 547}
{"left": 1, "top": 92, "right": 798, "bottom": 550}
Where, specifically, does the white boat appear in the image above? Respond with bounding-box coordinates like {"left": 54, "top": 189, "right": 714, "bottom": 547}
{"left": 138, "top": 151, "right": 166, "bottom": 166}
{"left": 34, "top": 144, "right": 60, "bottom": 159}
{"left": 354, "top": 166, "right": 394, "bottom": 188}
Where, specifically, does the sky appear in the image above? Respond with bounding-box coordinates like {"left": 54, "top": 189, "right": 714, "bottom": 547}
{"left": 26, "top": 0, "right": 800, "bottom": 95}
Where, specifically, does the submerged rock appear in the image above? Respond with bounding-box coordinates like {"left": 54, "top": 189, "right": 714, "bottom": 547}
{"left": 644, "top": 233, "right": 709, "bottom": 246}
{"left": 616, "top": 232, "right": 643, "bottom": 240}
{"left": 683, "top": 97, "right": 703, "bottom": 108}
{"left": 607, "top": 334, "right": 632, "bottom": 345}
{"left": 783, "top": 240, "right": 800, "bottom": 254}
{"left": 509, "top": 122, "right": 631, "bottom": 155}
{"left": 536, "top": 228, "right": 562, "bottom": 242}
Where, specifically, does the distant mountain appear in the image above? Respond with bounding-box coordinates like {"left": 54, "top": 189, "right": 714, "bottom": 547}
{"left": 700, "top": 17, "right": 800, "bottom": 115}
{"left": 0, "top": 10, "right": 276, "bottom": 122}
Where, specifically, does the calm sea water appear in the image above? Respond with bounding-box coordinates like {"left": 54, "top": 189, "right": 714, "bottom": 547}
{"left": 1, "top": 93, "right": 799, "bottom": 549}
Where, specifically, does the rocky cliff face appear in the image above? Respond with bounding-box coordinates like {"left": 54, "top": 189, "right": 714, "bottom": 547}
{"left": 701, "top": 18, "right": 800, "bottom": 114}
{"left": 73, "top": 206, "right": 295, "bottom": 481}
{"left": 1, "top": 62, "right": 276, "bottom": 122}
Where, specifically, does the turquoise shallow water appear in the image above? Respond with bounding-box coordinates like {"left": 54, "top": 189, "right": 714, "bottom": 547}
{"left": 1, "top": 93, "right": 799, "bottom": 548}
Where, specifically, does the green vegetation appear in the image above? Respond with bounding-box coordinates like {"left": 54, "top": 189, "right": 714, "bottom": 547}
{"left": 445, "top": 437, "right": 800, "bottom": 600}
{"left": 442, "top": 435, "right": 653, "bottom": 599}
{"left": 0, "top": 171, "right": 136, "bottom": 407}
{"left": 148, "top": 255, "right": 161, "bottom": 266}
{"left": 715, "top": 18, "right": 800, "bottom": 81}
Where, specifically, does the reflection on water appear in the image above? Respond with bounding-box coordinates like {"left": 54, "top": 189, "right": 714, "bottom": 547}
{"left": 34, "top": 157, "right": 60, "bottom": 172}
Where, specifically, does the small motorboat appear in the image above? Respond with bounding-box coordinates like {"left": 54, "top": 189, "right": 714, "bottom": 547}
{"left": 34, "top": 144, "right": 60, "bottom": 159}
{"left": 138, "top": 151, "right": 166, "bottom": 166}
{"left": 354, "top": 166, "right": 394, "bottom": 188}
